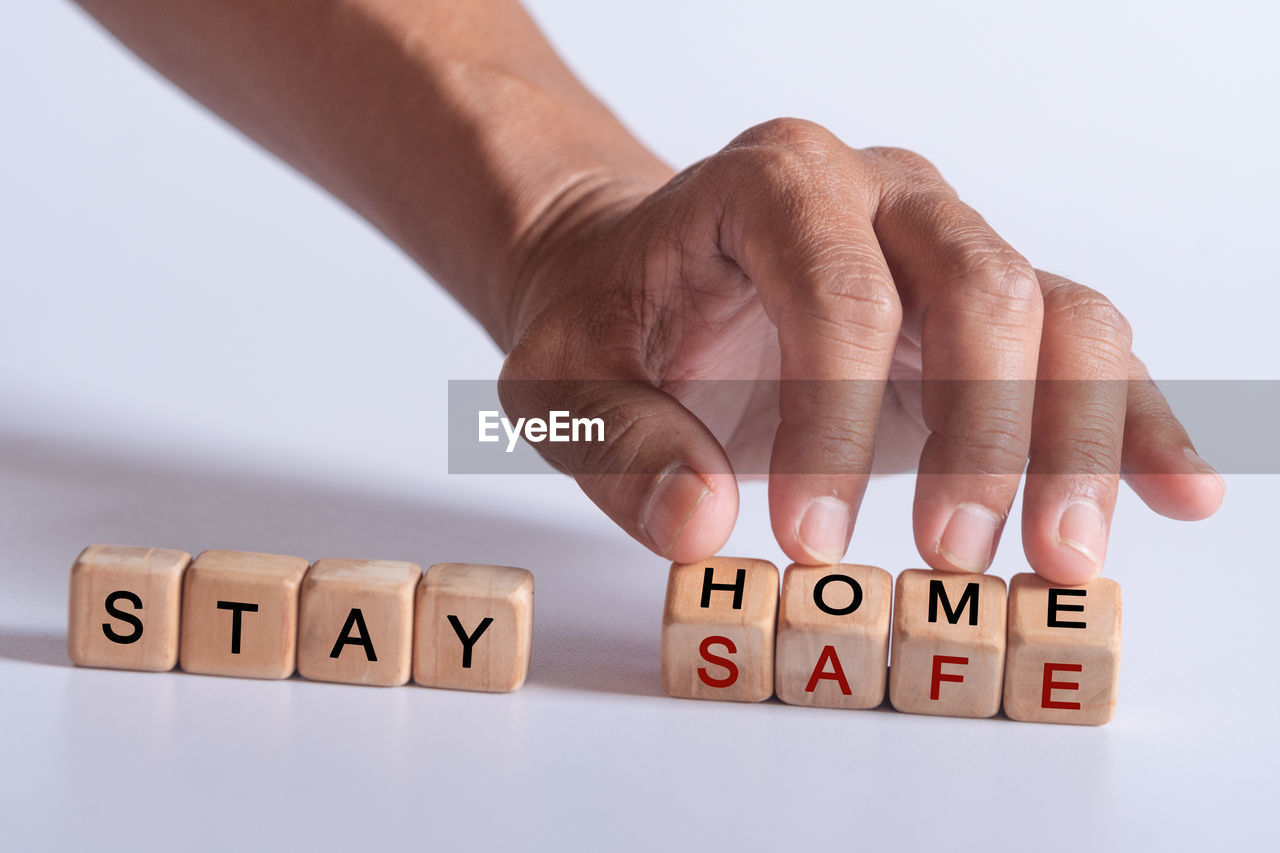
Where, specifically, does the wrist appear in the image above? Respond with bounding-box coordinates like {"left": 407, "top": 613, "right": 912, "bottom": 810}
{"left": 495, "top": 165, "right": 669, "bottom": 352}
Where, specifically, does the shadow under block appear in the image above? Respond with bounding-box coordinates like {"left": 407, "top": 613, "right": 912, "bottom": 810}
{"left": 1003, "top": 573, "right": 1122, "bottom": 725}
{"left": 297, "top": 559, "right": 421, "bottom": 687}
{"left": 68, "top": 545, "right": 191, "bottom": 671}
{"left": 775, "top": 563, "right": 891, "bottom": 709}
{"left": 661, "top": 557, "right": 780, "bottom": 703}
{"left": 889, "top": 569, "right": 1007, "bottom": 718}
{"left": 412, "top": 563, "right": 534, "bottom": 693}
{"left": 179, "top": 550, "right": 310, "bottom": 679}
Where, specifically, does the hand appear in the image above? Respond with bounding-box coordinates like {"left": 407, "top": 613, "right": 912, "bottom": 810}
{"left": 499, "top": 118, "right": 1224, "bottom": 583}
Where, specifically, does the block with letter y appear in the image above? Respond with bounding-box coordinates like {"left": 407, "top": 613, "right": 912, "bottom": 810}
{"left": 413, "top": 563, "right": 534, "bottom": 693}
{"left": 661, "top": 557, "right": 779, "bottom": 702}
{"left": 889, "top": 569, "right": 1007, "bottom": 718}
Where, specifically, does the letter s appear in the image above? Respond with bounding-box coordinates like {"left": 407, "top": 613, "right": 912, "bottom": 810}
{"left": 102, "top": 590, "right": 144, "bottom": 644}
{"left": 697, "top": 635, "right": 739, "bottom": 688}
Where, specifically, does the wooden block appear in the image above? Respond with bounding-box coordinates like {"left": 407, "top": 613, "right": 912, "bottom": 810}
{"left": 413, "top": 563, "right": 534, "bottom": 693}
{"left": 67, "top": 545, "right": 191, "bottom": 671}
{"left": 661, "top": 557, "right": 779, "bottom": 702}
{"left": 775, "top": 563, "right": 891, "bottom": 709}
{"left": 889, "top": 569, "right": 1007, "bottom": 718}
{"left": 297, "top": 559, "right": 421, "bottom": 687}
{"left": 1003, "top": 573, "right": 1122, "bottom": 725}
{"left": 179, "top": 550, "right": 310, "bottom": 679}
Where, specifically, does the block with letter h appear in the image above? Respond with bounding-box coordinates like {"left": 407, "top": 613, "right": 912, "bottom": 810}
{"left": 661, "top": 557, "right": 779, "bottom": 702}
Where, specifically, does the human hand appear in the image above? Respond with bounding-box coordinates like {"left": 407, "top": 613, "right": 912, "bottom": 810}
{"left": 499, "top": 118, "right": 1224, "bottom": 583}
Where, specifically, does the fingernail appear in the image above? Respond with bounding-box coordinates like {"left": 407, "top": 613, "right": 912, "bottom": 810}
{"left": 1058, "top": 499, "right": 1107, "bottom": 572}
{"left": 938, "top": 503, "right": 1002, "bottom": 571}
{"left": 796, "top": 496, "right": 852, "bottom": 564}
{"left": 642, "top": 465, "right": 711, "bottom": 554}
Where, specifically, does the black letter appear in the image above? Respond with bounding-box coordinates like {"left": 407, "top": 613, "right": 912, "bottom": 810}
{"left": 217, "top": 601, "right": 259, "bottom": 654}
{"left": 700, "top": 566, "right": 746, "bottom": 610}
{"left": 813, "top": 574, "right": 863, "bottom": 616}
{"left": 1048, "top": 588, "right": 1087, "bottom": 629}
{"left": 447, "top": 615, "right": 494, "bottom": 668}
{"left": 330, "top": 608, "right": 377, "bottom": 661}
{"left": 102, "top": 590, "right": 144, "bottom": 644}
{"left": 928, "top": 579, "right": 979, "bottom": 626}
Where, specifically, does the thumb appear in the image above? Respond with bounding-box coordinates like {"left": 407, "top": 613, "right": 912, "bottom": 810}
{"left": 498, "top": 362, "right": 738, "bottom": 562}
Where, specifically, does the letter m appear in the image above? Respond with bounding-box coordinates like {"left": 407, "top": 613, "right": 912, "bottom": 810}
{"left": 928, "top": 579, "right": 979, "bottom": 626}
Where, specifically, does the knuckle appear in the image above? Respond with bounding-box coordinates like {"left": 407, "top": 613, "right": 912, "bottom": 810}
{"left": 789, "top": 261, "right": 903, "bottom": 338}
{"left": 949, "top": 249, "right": 1042, "bottom": 319}
{"left": 1044, "top": 284, "right": 1133, "bottom": 349}
{"left": 863, "top": 145, "right": 943, "bottom": 181}
{"left": 732, "top": 117, "right": 839, "bottom": 152}
{"left": 724, "top": 118, "right": 848, "bottom": 186}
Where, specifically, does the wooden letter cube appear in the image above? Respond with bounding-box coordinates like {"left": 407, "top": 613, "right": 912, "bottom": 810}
{"left": 297, "top": 559, "right": 421, "bottom": 687}
{"left": 179, "top": 550, "right": 310, "bottom": 679}
{"left": 68, "top": 545, "right": 190, "bottom": 671}
{"left": 1003, "top": 573, "right": 1122, "bottom": 725}
{"left": 661, "top": 557, "right": 779, "bottom": 703}
{"left": 889, "top": 569, "right": 1007, "bottom": 718}
{"left": 775, "top": 563, "right": 891, "bottom": 709}
{"left": 413, "top": 563, "right": 534, "bottom": 693}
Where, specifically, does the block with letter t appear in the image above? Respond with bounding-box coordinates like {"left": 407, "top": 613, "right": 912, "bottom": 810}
{"left": 889, "top": 569, "right": 1007, "bottom": 718}
{"left": 661, "top": 557, "right": 779, "bottom": 702}
{"left": 1003, "top": 573, "right": 1121, "bottom": 725}
{"left": 179, "top": 550, "right": 310, "bottom": 679}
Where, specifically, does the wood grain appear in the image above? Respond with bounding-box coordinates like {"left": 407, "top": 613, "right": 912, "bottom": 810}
{"left": 775, "top": 563, "right": 891, "bottom": 709}
{"left": 661, "top": 557, "right": 779, "bottom": 703}
{"left": 413, "top": 563, "right": 534, "bottom": 693}
{"left": 889, "top": 569, "right": 1007, "bottom": 718}
{"left": 1003, "top": 572, "right": 1121, "bottom": 725}
{"left": 68, "top": 545, "right": 190, "bottom": 671}
{"left": 179, "top": 550, "right": 310, "bottom": 679}
{"left": 297, "top": 558, "right": 421, "bottom": 687}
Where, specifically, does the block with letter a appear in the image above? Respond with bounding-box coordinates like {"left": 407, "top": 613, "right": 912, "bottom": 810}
{"left": 1003, "top": 573, "right": 1121, "bottom": 725}
{"left": 775, "top": 563, "right": 891, "bottom": 709}
{"left": 889, "top": 569, "right": 1007, "bottom": 718}
{"left": 661, "top": 557, "right": 779, "bottom": 702}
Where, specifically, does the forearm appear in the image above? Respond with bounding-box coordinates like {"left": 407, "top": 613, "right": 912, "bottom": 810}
{"left": 74, "top": 0, "right": 671, "bottom": 348}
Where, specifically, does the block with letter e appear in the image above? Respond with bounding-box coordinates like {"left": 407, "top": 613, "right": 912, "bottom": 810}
{"left": 889, "top": 569, "right": 1007, "bottom": 718}
{"left": 661, "top": 557, "right": 779, "bottom": 702}
{"left": 775, "top": 563, "right": 891, "bottom": 709}
{"left": 1003, "top": 573, "right": 1121, "bottom": 725}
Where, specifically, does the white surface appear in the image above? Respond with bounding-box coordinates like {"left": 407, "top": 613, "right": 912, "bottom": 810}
{"left": 1, "top": 1, "right": 1276, "bottom": 850}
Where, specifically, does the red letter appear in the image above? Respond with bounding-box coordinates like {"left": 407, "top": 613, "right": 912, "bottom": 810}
{"left": 805, "top": 645, "right": 852, "bottom": 695}
{"left": 1041, "top": 662, "right": 1083, "bottom": 710}
{"left": 697, "top": 635, "right": 738, "bottom": 688}
{"left": 930, "top": 655, "right": 968, "bottom": 700}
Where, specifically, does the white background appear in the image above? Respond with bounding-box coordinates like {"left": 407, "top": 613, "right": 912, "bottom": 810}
{"left": 1, "top": 1, "right": 1276, "bottom": 850}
